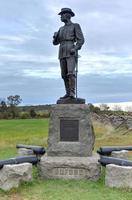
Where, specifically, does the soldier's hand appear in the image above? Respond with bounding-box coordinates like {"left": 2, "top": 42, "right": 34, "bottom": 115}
{"left": 53, "top": 32, "right": 58, "bottom": 39}
{"left": 70, "top": 48, "right": 76, "bottom": 55}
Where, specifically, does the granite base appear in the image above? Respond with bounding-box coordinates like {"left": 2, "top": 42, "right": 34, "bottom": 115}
{"left": 38, "top": 154, "right": 101, "bottom": 181}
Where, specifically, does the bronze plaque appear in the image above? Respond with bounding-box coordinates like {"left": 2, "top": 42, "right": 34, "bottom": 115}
{"left": 60, "top": 119, "right": 79, "bottom": 141}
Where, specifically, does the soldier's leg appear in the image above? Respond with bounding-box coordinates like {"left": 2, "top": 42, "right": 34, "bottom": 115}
{"left": 66, "top": 56, "right": 76, "bottom": 98}
{"left": 59, "top": 58, "right": 70, "bottom": 98}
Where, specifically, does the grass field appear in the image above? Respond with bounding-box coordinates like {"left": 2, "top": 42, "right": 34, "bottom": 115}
{"left": 0, "top": 119, "right": 49, "bottom": 159}
{"left": 0, "top": 119, "right": 132, "bottom": 200}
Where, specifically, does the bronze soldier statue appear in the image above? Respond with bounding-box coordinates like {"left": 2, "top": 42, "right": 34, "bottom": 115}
{"left": 53, "top": 8, "right": 84, "bottom": 99}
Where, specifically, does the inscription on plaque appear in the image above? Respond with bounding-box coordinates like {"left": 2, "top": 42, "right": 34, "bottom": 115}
{"left": 60, "top": 119, "right": 79, "bottom": 141}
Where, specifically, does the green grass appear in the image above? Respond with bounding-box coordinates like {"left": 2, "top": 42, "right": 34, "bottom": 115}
{"left": 1, "top": 178, "right": 132, "bottom": 200}
{"left": 0, "top": 119, "right": 48, "bottom": 159}
{"left": 93, "top": 121, "right": 132, "bottom": 149}
{"left": 0, "top": 119, "right": 132, "bottom": 200}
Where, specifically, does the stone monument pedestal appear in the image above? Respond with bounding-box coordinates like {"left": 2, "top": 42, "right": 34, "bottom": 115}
{"left": 38, "top": 104, "right": 101, "bottom": 180}
{"left": 39, "top": 154, "right": 100, "bottom": 180}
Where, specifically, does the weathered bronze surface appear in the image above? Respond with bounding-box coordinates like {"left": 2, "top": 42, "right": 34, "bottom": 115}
{"left": 57, "top": 97, "right": 85, "bottom": 104}
{"left": 53, "top": 8, "right": 85, "bottom": 101}
{"left": 60, "top": 119, "right": 79, "bottom": 141}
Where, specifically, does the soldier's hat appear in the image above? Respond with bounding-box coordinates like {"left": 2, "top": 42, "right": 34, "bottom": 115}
{"left": 58, "top": 8, "right": 75, "bottom": 17}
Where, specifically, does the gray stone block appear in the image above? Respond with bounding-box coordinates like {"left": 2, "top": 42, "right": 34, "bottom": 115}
{"left": 47, "top": 104, "right": 95, "bottom": 157}
{"left": 38, "top": 154, "right": 101, "bottom": 180}
{"left": 0, "top": 163, "right": 32, "bottom": 191}
{"left": 105, "top": 164, "right": 132, "bottom": 188}
{"left": 111, "top": 150, "right": 129, "bottom": 159}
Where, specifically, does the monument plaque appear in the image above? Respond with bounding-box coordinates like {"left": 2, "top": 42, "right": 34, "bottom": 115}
{"left": 60, "top": 119, "right": 79, "bottom": 142}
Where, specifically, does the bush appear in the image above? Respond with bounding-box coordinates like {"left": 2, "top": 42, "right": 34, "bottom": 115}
{"left": 19, "top": 112, "right": 31, "bottom": 119}
{"left": 36, "top": 111, "right": 50, "bottom": 118}
{"left": 30, "top": 108, "right": 37, "bottom": 118}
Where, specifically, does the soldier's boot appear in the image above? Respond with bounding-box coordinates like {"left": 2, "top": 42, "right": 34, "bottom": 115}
{"left": 68, "top": 74, "right": 75, "bottom": 98}
{"left": 60, "top": 77, "right": 70, "bottom": 99}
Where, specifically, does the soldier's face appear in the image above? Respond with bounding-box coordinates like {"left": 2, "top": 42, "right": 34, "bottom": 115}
{"left": 60, "top": 13, "right": 67, "bottom": 22}
{"left": 60, "top": 13, "right": 71, "bottom": 22}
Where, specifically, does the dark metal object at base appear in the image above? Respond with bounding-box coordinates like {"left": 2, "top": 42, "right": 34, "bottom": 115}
{"left": 57, "top": 97, "right": 85, "bottom": 104}
{"left": 0, "top": 156, "right": 40, "bottom": 169}
{"left": 97, "top": 146, "right": 132, "bottom": 156}
{"left": 60, "top": 119, "right": 79, "bottom": 142}
{"left": 16, "top": 144, "right": 46, "bottom": 155}
{"left": 99, "top": 156, "right": 132, "bottom": 167}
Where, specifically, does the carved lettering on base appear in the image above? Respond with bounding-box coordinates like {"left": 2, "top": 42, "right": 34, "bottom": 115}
{"left": 52, "top": 168, "right": 87, "bottom": 176}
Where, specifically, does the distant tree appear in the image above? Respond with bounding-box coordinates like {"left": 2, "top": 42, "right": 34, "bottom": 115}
{"left": 88, "top": 103, "right": 101, "bottom": 113}
{"left": 88, "top": 103, "right": 95, "bottom": 111}
{"left": 7, "top": 95, "right": 22, "bottom": 106}
{"left": 19, "top": 112, "right": 30, "bottom": 119}
{"left": 125, "top": 106, "right": 132, "bottom": 112}
{"left": 0, "top": 100, "right": 8, "bottom": 118}
{"left": 99, "top": 104, "right": 110, "bottom": 111}
{"left": 93, "top": 106, "right": 101, "bottom": 114}
{"left": 113, "top": 105, "right": 122, "bottom": 111}
{"left": 7, "top": 95, "right": 22, "bottom": 119}
{"left": 0, "top": 100, "right": 7, "bottom": 112}
{"left": 30, "top": 108, "right": 37, "bottom": 118}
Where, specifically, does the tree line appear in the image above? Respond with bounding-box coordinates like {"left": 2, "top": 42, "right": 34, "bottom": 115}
{"left": 1, "top": 95, "right": 131, "bottom": 120}
{"left": 0, "top": 95, "right": 50, "bottom": 119}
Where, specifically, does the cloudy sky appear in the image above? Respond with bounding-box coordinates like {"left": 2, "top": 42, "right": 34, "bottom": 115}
{"left": 0, "top": 0, "right": 132, "bottom": 105}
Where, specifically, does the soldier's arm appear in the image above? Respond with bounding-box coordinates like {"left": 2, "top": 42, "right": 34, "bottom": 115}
{"left": 74, "top": 23, "right": 85, "bottom": 50}
{"left": 53, "top": 30, "right": 60, "bottom": 45}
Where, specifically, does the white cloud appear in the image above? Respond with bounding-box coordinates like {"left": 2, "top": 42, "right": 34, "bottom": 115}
{"left": 0, "top": 0, "right": 132, "bottom": 104}
{"left": 78, "top": 52, "right": 132, "bottom": 75}
{"left": 94, "top": 102, "right": 132, "bottom": 111}
{"left": 23, "top": 68, "right": 60, "bottom": 79}
{"left": 22, "top": 22, "right": 40, "bottom": 33}
{"left": 0, "top": 35, "right": 26, "bottom": 43}
{"left": 0, "top": 53, "right": 56, "bottom": 63}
